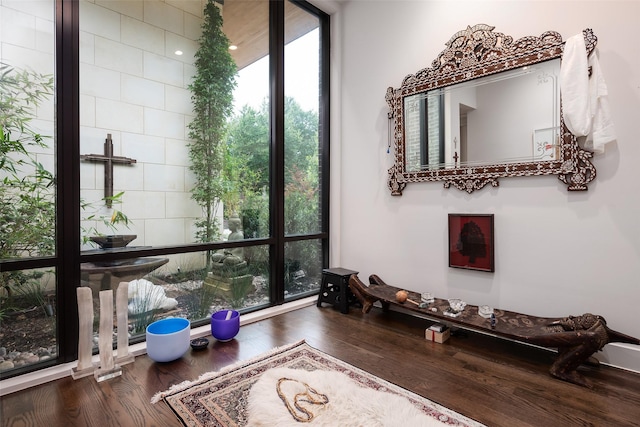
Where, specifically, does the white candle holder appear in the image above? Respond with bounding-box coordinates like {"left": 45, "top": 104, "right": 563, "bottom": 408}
{"left": 72, "top": 283, "right": 134, "bottom": 381}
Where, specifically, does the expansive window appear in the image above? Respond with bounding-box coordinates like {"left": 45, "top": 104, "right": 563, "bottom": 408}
{"left": 0, "top": 0, "right": 329, "bottom": 379}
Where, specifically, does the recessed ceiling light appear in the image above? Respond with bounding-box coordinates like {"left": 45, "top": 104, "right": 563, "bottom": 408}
{"left": 175, "top": 50, "right": 183, "bottom": 56}
{"left": 229, "top": 45, "right": 238, "bottom": 51}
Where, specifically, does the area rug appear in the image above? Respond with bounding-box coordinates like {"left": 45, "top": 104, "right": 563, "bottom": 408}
{"left": 152, "top": 340, "right": 485, "bottom": 427}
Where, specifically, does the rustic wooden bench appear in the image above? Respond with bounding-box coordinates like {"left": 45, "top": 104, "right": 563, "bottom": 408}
{"left": 348, "top": 273, "right": 640, "bottom": 388}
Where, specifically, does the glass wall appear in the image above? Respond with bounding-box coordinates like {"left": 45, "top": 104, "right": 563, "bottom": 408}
{"left": 0, "top": 0, "right": 329, "bottom": 378}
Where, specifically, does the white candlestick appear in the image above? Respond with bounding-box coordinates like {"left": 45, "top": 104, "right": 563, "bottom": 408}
{"left": 98, "top": 290, "right": 115, "bottom": 371}
{"left": 76, "top": 287, "right": 94, "bottom": 371}
{"left": 116, "top": 283, "right": 129, "bottom": 359}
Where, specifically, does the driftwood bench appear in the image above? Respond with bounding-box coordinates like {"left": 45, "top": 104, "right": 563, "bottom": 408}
{"left": 348, "top": 273, "right": 640, "bottom": 388}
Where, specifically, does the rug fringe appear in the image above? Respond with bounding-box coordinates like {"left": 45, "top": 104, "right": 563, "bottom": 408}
{"left": 150, "top": 339, "right": 307, "bottom": 404}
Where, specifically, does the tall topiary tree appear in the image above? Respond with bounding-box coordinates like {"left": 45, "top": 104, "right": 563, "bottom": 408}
{"left": 188, "top": 0, "right": 237, "bottom": 249}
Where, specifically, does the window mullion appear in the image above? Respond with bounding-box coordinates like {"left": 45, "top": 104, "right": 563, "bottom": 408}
{"left": 56, "top": 0, "right": 81, "bottom": 363}
{"left": 269, "top": 0, "right": 286, "bottom": 304}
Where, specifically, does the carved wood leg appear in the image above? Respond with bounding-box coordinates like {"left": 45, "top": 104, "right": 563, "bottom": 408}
{"left": 368, "top": 274, "right": 388, "bottom": 287}
{"left": 348, "top": 275, "right": 379, "bottom": 314}
{"left": 547, "top": 331, "right": 602, "bottom": 388}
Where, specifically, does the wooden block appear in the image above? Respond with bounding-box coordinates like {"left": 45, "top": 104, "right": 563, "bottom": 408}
{"left": 425, "top": 328, "right": 450, "bottom": 343}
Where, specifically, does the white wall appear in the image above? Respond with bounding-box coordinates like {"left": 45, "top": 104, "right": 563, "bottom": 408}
{"left": 329, "top": 0, "right": 640, "bottom": 370}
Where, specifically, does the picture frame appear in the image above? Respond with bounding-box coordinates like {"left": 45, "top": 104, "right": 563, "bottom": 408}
{"left": 448, "top": 214, "right": 494, "bottom": 272}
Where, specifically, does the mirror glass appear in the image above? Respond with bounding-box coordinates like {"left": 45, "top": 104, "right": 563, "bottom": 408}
{"left": 404, "top": 58, "right": 560, "bottom": 172}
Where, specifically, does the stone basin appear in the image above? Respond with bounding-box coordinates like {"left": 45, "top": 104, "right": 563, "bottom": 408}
{"left": 89, "top": 234, "right": 137, "bottom": 249}
{"left": 81, "top": 257, "right": 169, "bottom": 292}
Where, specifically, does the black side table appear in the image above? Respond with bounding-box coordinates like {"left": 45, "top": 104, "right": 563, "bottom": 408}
{"left": 316, "top": 267, "right": 359, "bottom": 314}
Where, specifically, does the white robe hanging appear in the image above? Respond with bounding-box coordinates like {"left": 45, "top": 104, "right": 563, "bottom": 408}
{"left": 559, "top": 33, "right": 616, "bottom": 154}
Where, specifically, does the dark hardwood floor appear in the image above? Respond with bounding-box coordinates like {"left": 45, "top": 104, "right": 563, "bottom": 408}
{"left": 2, "top": 304, "right": 640, "bottom": 426}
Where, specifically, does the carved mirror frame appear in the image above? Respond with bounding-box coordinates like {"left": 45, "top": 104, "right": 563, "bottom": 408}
{"left": 386, "top": 24, "right": 597, "bottom": 195}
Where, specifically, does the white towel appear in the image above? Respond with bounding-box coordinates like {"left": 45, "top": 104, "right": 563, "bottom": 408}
{"left": 560, "top": 33, "right": 616, "bottom": 154}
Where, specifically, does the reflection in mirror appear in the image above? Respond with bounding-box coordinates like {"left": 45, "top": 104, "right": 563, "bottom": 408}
{"left": 404, "top": 59, "right": 560, "bottom": 172}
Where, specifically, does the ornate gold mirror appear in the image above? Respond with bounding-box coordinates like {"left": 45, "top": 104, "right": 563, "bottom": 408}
{"left": 386, "top": 24, "right": 597, "bottom": 195}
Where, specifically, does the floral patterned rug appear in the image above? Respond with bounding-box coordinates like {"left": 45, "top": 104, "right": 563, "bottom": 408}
{"left": 152, "top": 340, "right": 485, "bottom": 427}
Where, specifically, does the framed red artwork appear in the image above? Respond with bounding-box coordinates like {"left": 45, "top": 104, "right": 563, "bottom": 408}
{"left": 448, "top": 214, "right": 494, "bottom": 272}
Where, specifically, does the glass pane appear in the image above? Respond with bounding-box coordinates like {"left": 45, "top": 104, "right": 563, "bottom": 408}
{"left": 80, "top": 246, "right": 270, "bottom": 342}
{"left": 0, "top": 268, "right": 57, "bottom": 373}
{"left": 78, "top": 0, "right": 226, "bottom": 249}
{"left": 80, "top": 0, "right": 196, "bottom": 248}
{"left": 284, "top": 239, "right": 322, "bottom": 300}
{"left": 1, "top": 0, "right": 56, "bottom": 260}
{"left": 79, "top": 0, "right": 270, "bottom": 250}
{"left": 226, "top": 0, "right": 270, "bottom": 240}
{"left": 284, "top": 3, "right": 321, "bottom": 236}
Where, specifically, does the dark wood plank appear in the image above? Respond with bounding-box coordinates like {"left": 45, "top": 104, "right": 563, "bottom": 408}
{"left": 2, "top": 305, "right": 640, "bottom": 427}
